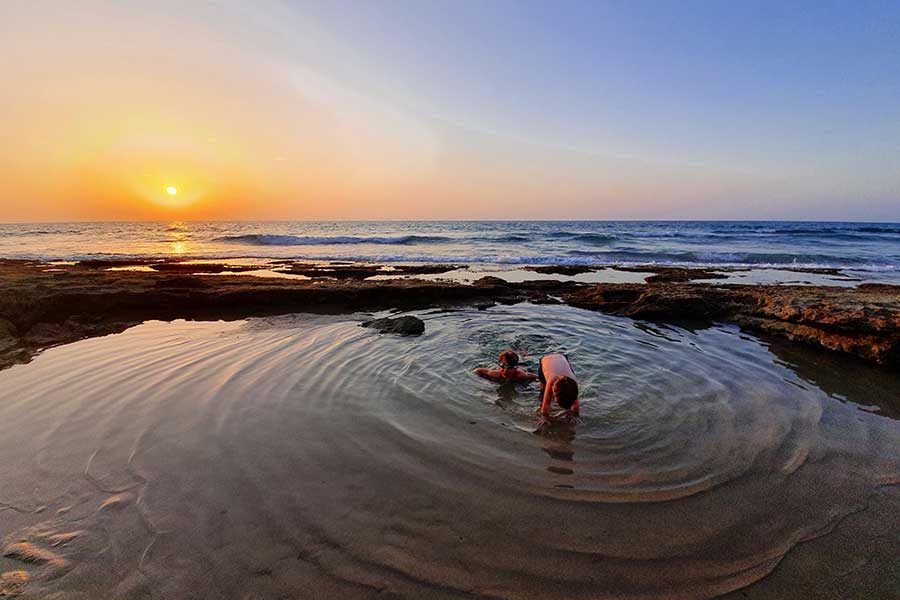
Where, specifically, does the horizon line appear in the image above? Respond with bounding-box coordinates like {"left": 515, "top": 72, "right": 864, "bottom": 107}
{"left": 3, "top": 218, "right": 900, "bottom": 225}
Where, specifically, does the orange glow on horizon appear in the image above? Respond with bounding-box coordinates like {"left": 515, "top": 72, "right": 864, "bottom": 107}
{"left": 6, "top": 2, "right": 877, "bottom": 222}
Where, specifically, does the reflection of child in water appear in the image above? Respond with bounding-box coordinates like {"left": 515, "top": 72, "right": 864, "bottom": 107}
{"left": 474, "top": 350, "right": 538, "bottom": 384}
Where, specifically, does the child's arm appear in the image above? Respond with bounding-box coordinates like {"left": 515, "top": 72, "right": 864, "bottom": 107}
{"left": 539, "top": 386, "right": 552, "bottom": 415}
{"left": 474, "top": 368, "right": 502, "bottom": 381}
{"left": 516, "top": 370, "right": 538, "bottom": 382}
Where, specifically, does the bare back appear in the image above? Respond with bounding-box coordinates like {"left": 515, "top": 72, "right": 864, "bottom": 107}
{"left": 540, "top": 353, "right": 575, "bottom": 381}
{"left": 539, "top": 353, "right": 578, "bottom": 414}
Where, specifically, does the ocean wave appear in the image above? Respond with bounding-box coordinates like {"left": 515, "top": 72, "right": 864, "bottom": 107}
{"left": 546, "top": 231, "right": 619, "bottom": 244}
{"left": 481, "top": 233, "right": 533, "bottom": 243}
{"left": 856, "top": 225, "right": 900, "bottom": 234}
{"left": 565, "top": 248, "right": 899, "bottom": 269}
{"left": 570, "top": 233, "right": 618, "bottom": 244}
{"left": 4, "top": 221, "right": 900, "bottom": 281}
{"left": 0, "top": 228, "right": 83, "bottom": 237}
{"left": 214, "top": 234, "right": 452, "bottom": 246}
{"left": 760, "top": 225, "right": 900, "bottom": 236}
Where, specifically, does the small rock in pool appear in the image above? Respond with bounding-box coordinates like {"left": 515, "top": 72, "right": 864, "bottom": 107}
{"left": 98, "top": 493, "right": 134, "bottom": 512}
{"left": 1, "top": 570, "right": 29, "bottom": 595}
{"left": 361, "top": 316, "right": 425, "bottom": 336}
{"left": 46, "top": 531, "right": 83, "bottom": 548}
{"left": 473, "top": 276, "right": 508, "bottom": 287}
{"left": 2, "top": 542, "right": 68, "bottom": 568}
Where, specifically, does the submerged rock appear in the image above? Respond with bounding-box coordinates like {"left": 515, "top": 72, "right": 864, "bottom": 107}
{"left": 0, "top": 570, "right": 29, "bottom": 596}
{"left": 98, "top": 493, "right": 134, "bottom": 512}
{"left": 361, "top": 316, "right": 425, "bottom": 336}
{"left": 2, "top": 542, "right": 68, "bottom": 568}
{"left": 46, "top": 531, "right": 83, "bottom": 548}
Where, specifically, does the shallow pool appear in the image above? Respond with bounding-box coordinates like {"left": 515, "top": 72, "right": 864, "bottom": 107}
{"left": 0, "top": 304, "right": 898, "bottom": 599}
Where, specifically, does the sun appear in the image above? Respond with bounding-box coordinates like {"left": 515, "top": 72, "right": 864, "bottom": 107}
{"left": 166, "top": 186, "right": 178, "bottom": 196}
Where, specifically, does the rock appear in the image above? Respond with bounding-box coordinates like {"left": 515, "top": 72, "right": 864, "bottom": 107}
{"left": 0, "top": 318, "right": 17, "bottom": 337}
{"left": 643, "top": 268, "right": 728, "bottom": 283}
{"left": 22, "top": 321, "right": 79, "bottom": 347}
{"left": 528, "top": 293, "right": 562, "bottom": 305}
{"left": 361, "top": 316, "right": 425, "bottom": 336}
{"left": 524, "top": 265, "right": 597, "bottom": 276}
{"left": 0, "top": 570, "right": 29, "bottom": 596}
{"left": 1, "top": 258, "right": 898, "bottom": 367}
{"left": 150, "top": 263, "right": 258, "bottom": 274}
{"left": 610, "top": 265, "right": 738, "bottom": 282}
{"left": 153, "top": 277, "right": 210, "bottom": 289}
{"left": 281, "top": 265, "right": 383, "bottom": 279}
{"left": 0, "top": 318, "right": 18, "bottom": 353}
{"left": 76, "top": 259, "right": 151, "bottom": 269}
{"left": 98, "top": 493, "right": 134, "bottom": 512}
{"left": 472, "top": 276, "right": 508, "bottom": 288}
{"left": 2, "top": 542, "right": 68, "bottom": 568}
{"left": 566, "top": 283, "right": 900, "bottom": 366}
{"left": 277, "top": 263, "right": 462, "bottom": 279}
{"left": 46, "top": 531, "right": 83, "bottom": 548}
{"left": 733, "top": 316, "right": 898, "bottom": 365}
{"left": 395, "top": 264, "right": 462, "bottom": 276}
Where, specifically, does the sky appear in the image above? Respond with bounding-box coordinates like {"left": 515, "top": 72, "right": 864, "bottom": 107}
{"left": 1, "top": 0, "right": 899, "bottom": 221}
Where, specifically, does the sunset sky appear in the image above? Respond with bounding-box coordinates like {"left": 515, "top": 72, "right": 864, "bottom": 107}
{"left": 2, "top": 0, "right": 899, "bottom": 222}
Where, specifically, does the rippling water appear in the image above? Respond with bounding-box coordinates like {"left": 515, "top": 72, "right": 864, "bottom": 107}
{"left": 2, "top": 221, "right": 900, "bottom": 280}
{"left": 1, "top": 305, "right": 899, "bottom": 599}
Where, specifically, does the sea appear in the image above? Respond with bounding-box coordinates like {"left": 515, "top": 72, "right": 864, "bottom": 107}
{"left": 2, "top": 220, "right": 900, "bottom": 282}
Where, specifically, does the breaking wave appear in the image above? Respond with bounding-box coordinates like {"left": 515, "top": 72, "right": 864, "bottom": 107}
{"left": 215, "top": 234, "right": 452, "bottom": 246}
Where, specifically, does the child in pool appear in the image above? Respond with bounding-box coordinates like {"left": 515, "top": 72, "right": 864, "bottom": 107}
{"left": 538, "top": 353, "right": 579, "bottom": 416}
{"left": 474, "top": 350, "right": 538, "bottom": 384}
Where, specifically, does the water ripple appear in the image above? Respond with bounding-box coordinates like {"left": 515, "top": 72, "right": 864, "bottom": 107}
{"left": 0, "top": 305, "right": 898, "bottom": 598}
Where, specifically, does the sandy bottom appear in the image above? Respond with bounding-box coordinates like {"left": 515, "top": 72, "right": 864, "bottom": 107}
{"left": 1, "top": 304, "right": 899, "bottom": 599}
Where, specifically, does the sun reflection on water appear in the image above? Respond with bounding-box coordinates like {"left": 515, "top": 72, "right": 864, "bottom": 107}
{"left": 166, "top": 222, "right": 190, "bottom": 255}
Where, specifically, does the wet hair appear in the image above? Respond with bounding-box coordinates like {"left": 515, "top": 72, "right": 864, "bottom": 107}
{"left": 551, "top": 376, "right": 579, "bottom": 409}
{"left": 498, "top": 350, "right": 519, "bottom": 368}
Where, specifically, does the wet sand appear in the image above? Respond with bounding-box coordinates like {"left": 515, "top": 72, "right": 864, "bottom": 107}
{"left": 0, "top": 306, "right": 898, "bottom": 599}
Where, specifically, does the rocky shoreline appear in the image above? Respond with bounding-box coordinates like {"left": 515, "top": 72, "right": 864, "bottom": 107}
{"left": 1, "top": 259, "right": 898, "bottom": 370}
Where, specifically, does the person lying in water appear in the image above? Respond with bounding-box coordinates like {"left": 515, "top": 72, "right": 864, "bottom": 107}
{"left": 538, "top": 353, "right": 579, "bottom": 416}
{"left": 474, "top": 350, "right": 538, "bottom": 384}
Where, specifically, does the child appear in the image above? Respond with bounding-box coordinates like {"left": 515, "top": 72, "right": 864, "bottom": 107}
{"left": 474, "top": 350, "right": 538, "bottom": 384}
{"left": 538, "top": 353, "right": 579, "bottom": 416}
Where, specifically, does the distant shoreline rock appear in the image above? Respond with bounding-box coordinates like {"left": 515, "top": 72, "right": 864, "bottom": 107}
{"left": 0, "top": 259, "right": 897, "bottom": 369}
